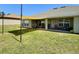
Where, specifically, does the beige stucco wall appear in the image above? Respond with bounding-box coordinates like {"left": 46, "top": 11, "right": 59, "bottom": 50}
{"left": 74, "top": 16, "right": 79, "bottom": 33}
{"left": 45, "top": 19, "right": 48, "bottom": 30}
{"left": 29, "top": 20, "right": 32, "bottom": 28}
{"left": 0, "top": 19, "right": 20, "bottom": 25}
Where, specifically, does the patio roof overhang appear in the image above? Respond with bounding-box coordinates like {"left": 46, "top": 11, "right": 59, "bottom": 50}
{"left": 32, "top": 6, "right": 79, "bottom": 19}
{"left": 1, "top": 6, "right": 79, "bottom": 20}
{"left": 0, "top": 15, "right": 44, "bottom": 20}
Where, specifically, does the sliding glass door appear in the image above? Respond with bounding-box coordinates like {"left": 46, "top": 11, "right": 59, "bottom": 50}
{"left": 58, "top": 19, "right": 70, "bottom": 30}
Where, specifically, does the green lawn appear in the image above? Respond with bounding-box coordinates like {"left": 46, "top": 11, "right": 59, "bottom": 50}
{"left": 0, "top": 25, "right": 79, "bottom": 54}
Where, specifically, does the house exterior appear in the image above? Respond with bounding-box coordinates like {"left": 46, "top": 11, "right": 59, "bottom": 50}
{"left": 0, "top": 14, "right": 37, "bottom": 27}
{"left": 0, "top": 14, "right": 20, "bottom": 25}
{"left": 0, "top": 6, "right": 79, "bottom": 33}
{"left": 0, "top": 14, "right": 36, "bottom": 26}
{"left": 23, "top": 6, "right": 79, "bottom": 33}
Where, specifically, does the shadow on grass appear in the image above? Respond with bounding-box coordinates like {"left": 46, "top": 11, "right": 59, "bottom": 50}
{"left": 8, "top": 28, "right": 36, "bottom": 36}
{"left": 11, "top": 35, "right": 20, "bottom": 42}
{"left": 11, "top": 35, "right": 26, "bottom": 48}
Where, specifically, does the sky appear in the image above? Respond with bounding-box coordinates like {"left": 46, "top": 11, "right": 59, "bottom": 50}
{"left": 0, "top": 4, "right": 79, "bottom": 16}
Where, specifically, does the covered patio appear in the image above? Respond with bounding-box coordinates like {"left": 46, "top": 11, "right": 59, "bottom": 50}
{"left": 23, "top": 17, "right": 73, "bottom": 32}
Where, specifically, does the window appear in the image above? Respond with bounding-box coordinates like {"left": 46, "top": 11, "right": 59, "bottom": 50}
{"left": 41, "top": 21, "right": 45, "bottom": 23}
{"left": 58, "top": 18, "right": 70, "bottom": 28}
{"left": 64, "top": 20, "right": 70, "bottom": 22}
{"left": 22, "top": 20, "right": 29, "bottom": 27}
{"left": 64, "top": 23, "right": 69, "bottom": 28}
{"left": 59, "top": 23, "right": 63, "bottom": 27}
{"left": 24, "top": 20, "right": 29, "bottom": 23}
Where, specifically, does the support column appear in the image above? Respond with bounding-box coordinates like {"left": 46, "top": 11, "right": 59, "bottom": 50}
{"left": 74, "top": 17, "right": 79, "bottom": 33}
{"left": 29, "top": 20, "right": 32, "bottom": 28}
{"left": 45, "top": 19, "right": 48, "bottom": 30}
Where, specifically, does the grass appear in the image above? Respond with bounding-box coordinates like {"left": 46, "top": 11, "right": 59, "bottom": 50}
{"left": 0, "top": 25, "right": 79, "bottom": 54}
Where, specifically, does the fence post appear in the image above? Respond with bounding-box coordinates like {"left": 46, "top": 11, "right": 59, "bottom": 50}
{"left": 20, "top": 4, "right": 23, "bottom": 42}
{"left": 2, "top": 12, "right": 4, "bottom": 34}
